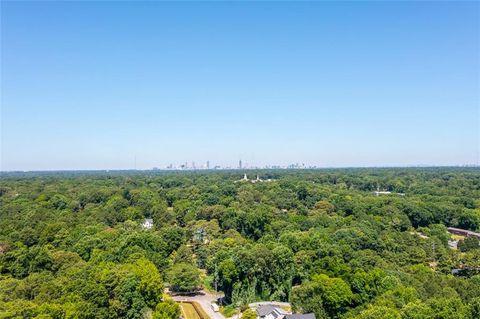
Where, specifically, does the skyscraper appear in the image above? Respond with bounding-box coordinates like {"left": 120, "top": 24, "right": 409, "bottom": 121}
{"left": 239, "top": 160, "right": 242, "bottom": 169}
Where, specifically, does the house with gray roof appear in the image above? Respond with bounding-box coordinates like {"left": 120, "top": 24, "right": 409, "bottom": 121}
{"left": 256, "top": 305, "right": 286, "bottom": 319}
{"left": 285, "top": 314, "right": 315, "bottom": 319}
{"left": 255, "top": 305, "right": 315, "bottom": 319}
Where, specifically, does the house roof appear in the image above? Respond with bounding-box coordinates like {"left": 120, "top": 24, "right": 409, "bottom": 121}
{"left": 285, "top": 314, "right": 316, "bottom": 319}
{"left": 141, "top": 218, "right": 154, "bottom": 229}
{"left": 256, "top": 305, "right": 281, "bottom": 317}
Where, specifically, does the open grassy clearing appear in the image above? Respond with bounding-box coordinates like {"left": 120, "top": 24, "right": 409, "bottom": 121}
{"left": 179, "top": 302, "right": 201, "bottom": 319}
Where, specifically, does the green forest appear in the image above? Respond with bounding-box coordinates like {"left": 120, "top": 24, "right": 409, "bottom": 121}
{"left": 1, "top": 168, "right": 479, "bottom": 319}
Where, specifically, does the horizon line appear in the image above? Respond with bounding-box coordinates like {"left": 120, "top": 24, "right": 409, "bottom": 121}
{"left": 1, "top": 164, "right": 479, "bottom": 174}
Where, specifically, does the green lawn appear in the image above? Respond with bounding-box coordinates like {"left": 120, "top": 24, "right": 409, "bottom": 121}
{"left": 179, "top": 303, "right": 201, "bottom": 319}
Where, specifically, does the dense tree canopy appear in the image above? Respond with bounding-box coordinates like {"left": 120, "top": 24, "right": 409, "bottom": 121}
{"left": 0, "top": 168, "right": 479, "bottom": 318}
{"left": 168, "top": 263, "right": 201, "bottom": 293}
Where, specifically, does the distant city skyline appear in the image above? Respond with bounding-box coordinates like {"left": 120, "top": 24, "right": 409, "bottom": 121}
{"left": 5, "top": 158, "right": 478, "bottom": 172}
{"left": 1, "top": 1, "right": 479, "bottom": 171}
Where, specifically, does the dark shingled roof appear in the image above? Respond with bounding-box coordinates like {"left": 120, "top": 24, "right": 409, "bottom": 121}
{"left": 285, "top": 314, "right": 316, "bottom": 319}
{"left": 256, "top": 305, "right": 281, "bottom": 317}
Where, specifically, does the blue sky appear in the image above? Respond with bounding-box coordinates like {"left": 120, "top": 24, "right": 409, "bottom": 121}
{"left": 1, "top": 1, "right": 478, "bottom": 170}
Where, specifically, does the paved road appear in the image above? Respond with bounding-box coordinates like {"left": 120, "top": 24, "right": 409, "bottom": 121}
{"left": 171, "top": 291, "right": 227, "bottom": 319}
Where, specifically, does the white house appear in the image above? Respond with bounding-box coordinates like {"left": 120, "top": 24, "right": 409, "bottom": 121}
{"left": 141, "top": 218, "right": 154, "bottom": 230}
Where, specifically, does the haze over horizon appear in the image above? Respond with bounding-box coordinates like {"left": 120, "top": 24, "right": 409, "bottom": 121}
{"left": 1, "top": 1, "right": 479, "bottom": 171}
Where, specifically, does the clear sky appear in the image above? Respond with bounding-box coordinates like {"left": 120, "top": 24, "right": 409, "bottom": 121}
{"left": 1, "top": 1, "right": 479, "bottom": 170}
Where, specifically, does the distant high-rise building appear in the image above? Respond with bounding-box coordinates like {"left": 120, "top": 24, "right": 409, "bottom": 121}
{"left": 239, "top": 160, "right": 242, "bottom": 169}
{"left": 206, "top": 161, "right": 210, "bottom": 169}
